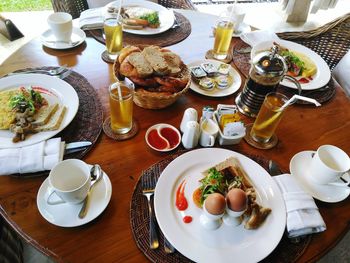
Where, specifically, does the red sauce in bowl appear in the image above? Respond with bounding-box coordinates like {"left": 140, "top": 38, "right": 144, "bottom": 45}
{"left": 147, "top": 129, "right": 169, "bottom": 150}
{"left": 146, "top": 125, "right": 180, "bottom": 151}
{"left": 159, "top": 127, "right": 180, "bottom": 148}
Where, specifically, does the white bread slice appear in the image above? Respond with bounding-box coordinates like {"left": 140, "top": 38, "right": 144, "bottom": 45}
{"left": 162, "top": 51, "right": 182, "bottom": 75}
{"left": 32, "top": 103, "right": 59, "bottom": 127}
{"left": 142, "top": 46, "right": 170, "bottom": 75}
{"left": 128, "top": 52, "right": 154, "bottom": 78}
{"left": 34, "top": 105, "right": 66, "bottom": 132}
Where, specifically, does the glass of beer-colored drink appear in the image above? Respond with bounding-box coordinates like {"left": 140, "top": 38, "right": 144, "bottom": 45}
{"left": 213, "top": 15, "right": 234, "bottom": 60}
{"left": 109, "top": 81, "right": 134, "bottom": 134}
{"left": 102, "top": 13, "right": 123, "bottom": 62}
{"left": 250, "top": 92, "right": 288, "bottom": 143}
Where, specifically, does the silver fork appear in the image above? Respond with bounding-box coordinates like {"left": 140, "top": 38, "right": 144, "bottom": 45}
{"left": 141, "top": 173, "right": 159, "bottom": 249}
{"left": 7, "top": 65, "right": 68, "bottom": 76}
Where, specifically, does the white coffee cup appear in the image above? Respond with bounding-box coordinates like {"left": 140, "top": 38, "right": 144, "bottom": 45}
{"left": 47, "top": 159, "right": 91, "bottom": 205}
{"left": 47, "top": 12, "right": 73, "bottom": 42}
{"left": 181, "top": 121, "right": 200, "bottom": 149}
{"left": 180, "top": 108, "right": 198, "bottom": 133}
{"left": 199, "top": 119, "right": 219, "bottom": 147}
{"left": 309, "top": 145, "right": 350, "bottom": 187}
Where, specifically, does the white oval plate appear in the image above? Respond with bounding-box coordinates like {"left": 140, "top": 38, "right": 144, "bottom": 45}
{"left": 0, "top": 74, "right": 79, "bottom": 148}
{"left": 290, "top": 151, "right": 350, "bottom": 203}
{"left": 106, "top": 0, "right": 174, "bottom": 35}
{"left": 188, "top": 59, "right": 242, "bottom": 97}
{"left": 37, "top": 165, "right": 112, "bottom": 227}
{"left": 251, "top": 40, "right": 331, "bottom": 90}
{"left": 41, "top": 27, "right": 86, "bottom": 50}
{"left": 154, "top": 148, "right": 286, "bottom": 263}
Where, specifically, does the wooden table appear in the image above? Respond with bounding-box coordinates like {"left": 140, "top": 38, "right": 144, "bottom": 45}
{"left": 1, "top": 10, "right": 350, "bottom": 263}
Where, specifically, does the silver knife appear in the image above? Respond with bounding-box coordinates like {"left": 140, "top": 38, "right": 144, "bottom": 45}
{"left": 65, "top": 141, "right": 92, "bottom": 155}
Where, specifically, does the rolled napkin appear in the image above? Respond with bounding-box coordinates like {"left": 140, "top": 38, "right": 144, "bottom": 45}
{"left": 0, "top": 138, "right": 64, "bottom": 175}
{"left": 79, "top": 8, "right": 104, "bottom": 30}
{"left": 240, "top": 30, "right": 280, "bottom": 47}
{"left": 273, "top": 174, "right": 326, "bottom": 238}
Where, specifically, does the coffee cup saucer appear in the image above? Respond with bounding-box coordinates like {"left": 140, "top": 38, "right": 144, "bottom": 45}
{"left": 289, "top": 151, "right": 350, "bottom": 203}
{"left": 40, "top": 27, "right": 86, "bottom": 50}
{"left": 37, "top": 165, "right": 112, "bottom": 227}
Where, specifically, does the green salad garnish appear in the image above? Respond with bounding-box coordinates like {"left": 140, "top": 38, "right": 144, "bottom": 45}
{"left": 9, "top": 87, "right": 44, "bottom": 113}
{"left": 140, "top": 12, "right": 160, "bottom": 27}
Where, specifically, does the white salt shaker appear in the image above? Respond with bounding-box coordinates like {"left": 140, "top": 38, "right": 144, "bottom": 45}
{"left": 181, "top": 121, "right": 200, "bottom": 149}
{"left": 180, "top": 108, "right": 198, "bottom": 133}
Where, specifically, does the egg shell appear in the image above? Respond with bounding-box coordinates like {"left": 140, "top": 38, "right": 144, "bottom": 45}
{"left": 226, "top": 188, "right": 247, "bottom": 212}
{"left": 204, "top": 193, "right": 226, "bottom": 215}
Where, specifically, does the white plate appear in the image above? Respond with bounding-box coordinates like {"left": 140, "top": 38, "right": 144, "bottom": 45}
{"left": 251, "top": 40, "right": 331, "bottom": 90}
{"left": 0, "top": 74, "right": 79, "bottom": 148}
{"left": 41, "top": 27, "right": 86, "bottom": 50}
{"left": 106, "top": 0, "right": 174, "bottom": 35}
{"left": 154, "top": 148, "right": 286, "bottom": 263}
{"left": 290, "top": 151, "right": 350, "bottom": 203}
{"left": 188, "top": 59, "right": 242, "bottom": 97}
{"left": 232, "top": 22, "right": 251, "bottom": 37}
{"left": 37, "top": 166, "right": 112, "bottom": 227}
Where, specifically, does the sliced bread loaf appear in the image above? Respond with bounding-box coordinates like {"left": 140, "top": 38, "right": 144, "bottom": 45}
{"left": 34, "top": 105, "right": 66, "bottom": 132}
{"left": 128, "top": 52, "right": 154, "bottom": 78}
{"left": 142, "top": 46, "right": 170, "bottom": 75}
{"left": 162, "top": 52, "right": 182, "bottom": 75}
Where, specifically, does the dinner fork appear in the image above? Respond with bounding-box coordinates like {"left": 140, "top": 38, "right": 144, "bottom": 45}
{"left": 7, "top": 65, "right": 68, "bottom": 77}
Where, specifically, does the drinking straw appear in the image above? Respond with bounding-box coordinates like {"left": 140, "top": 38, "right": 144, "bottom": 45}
{"left": 116, "top": 0, "right": 122, "bottom": 21}
{"left": 280, "top": 94, "right": 321, "bottom": 111}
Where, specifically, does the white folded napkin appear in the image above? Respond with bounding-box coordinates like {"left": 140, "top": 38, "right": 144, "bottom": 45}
{"left": 0, "top": 138, "right": 64, "bottom": 175}
{"left": 273, "top": 174, "right": 326, "bottom": 238}
{"left": 240, "top": 30, "right": 280, "bottom": 47}
{"left": 79, "top": 8, "right": 104, "bottom": 30}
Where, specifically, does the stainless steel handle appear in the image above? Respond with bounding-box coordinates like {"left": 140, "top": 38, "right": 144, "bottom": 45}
{"left": 164, "top": 237, "right": 175, "bottom": 253}
{"left": 147, "top": 196, "right": 159, "bottom": 249}
{"left": 283, "top": 75, "right": 302, "bottom": 95}
{"left": 78, "top": 192, "right": 90, "bottom": 219}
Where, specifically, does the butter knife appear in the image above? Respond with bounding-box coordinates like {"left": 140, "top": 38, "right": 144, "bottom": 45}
{"left": 65, "top": 141, "right": 92, "bottom": 155}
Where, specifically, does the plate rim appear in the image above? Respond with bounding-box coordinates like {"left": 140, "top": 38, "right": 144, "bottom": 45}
{"left": 188, "top": 59, "right": 242, "bottom": 97}
{"left": 154, "top": 148, "right": 286, "bottom": 263}
{"left": 106, "top": 0, "right": 174, "bottom": 35}
{"left": 251, "top": 39, "right": 331, "bottom": 90}
{"left": 290, "top": 150, "right": 350, "bottom": 203}
{"left": 0, "top": 73, "right": 79, "bottom": 148}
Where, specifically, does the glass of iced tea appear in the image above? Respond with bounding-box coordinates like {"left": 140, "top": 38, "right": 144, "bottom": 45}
{"left": 213, "top": 13, "right": 234, "bottom": 60}
{"left": 109, "top": 81, "right": 134, "bottom": 134}
{"left": 250, "top": 92, "right": 288, "bottom": 144}
{"left": 102, "top": 12, "right": 123, "bottom": 63}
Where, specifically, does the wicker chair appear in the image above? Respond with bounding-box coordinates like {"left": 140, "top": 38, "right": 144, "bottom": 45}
{"left": 51, "top": 0, "right": 196, "bottom": 19}
{"left": 0, "top": 216, "right": 23, "bottom": 263}
{"left": 277, "top": 13, "right": 350, "bottom": 70}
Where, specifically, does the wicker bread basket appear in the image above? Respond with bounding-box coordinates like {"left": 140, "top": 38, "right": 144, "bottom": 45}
{"left": 113, "top": 46, "right": 191, "bottom": 109}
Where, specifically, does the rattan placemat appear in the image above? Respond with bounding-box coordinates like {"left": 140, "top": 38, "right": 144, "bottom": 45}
{"left": 9, "top": 67, "right": 103, "bottom": 177}
{"left": 130, "top": 150, "right": 311, "bottom": 263}
{"left": 232, "top": 40, "right": 336, "bottom": 104}
{"left": 87, "top": 12, "right": 191, "bottom": 47}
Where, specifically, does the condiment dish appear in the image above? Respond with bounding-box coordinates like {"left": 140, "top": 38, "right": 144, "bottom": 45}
{"left": 145, "top": 123, "right": 181, "bottom": 152}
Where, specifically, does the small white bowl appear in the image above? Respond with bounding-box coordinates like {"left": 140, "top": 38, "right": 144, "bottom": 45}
{"left": 213, "top": 111, "right": 245, "bottom": 145}
{"left": 145, "top": 123, "right": 181, "bottom": 152}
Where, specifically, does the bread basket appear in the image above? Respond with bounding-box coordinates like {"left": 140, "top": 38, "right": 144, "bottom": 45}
{"left": 113, "top": 46, "right": 191, "bottom": 110}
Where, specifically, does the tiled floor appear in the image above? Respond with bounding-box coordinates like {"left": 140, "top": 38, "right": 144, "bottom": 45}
{"left": 1, "top": 5, "right": 349, "bottom": 263}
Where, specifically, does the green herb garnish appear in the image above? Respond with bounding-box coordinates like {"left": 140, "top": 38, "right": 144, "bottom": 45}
{"left": 9, "top": 87, "right": 44, "bottom": 113}
{"left": 140, "top": 12, "right": 160, "bottom": 27}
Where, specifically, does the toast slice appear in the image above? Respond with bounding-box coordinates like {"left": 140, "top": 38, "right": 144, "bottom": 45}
{"left": 142, "top": 46, "right": 170, "bottom": 75}
{"left": 32, "top": 103, "right": 59, "bottom": 127}
{"left": 162, "top": 51, "right": 182, "bottom": 75}
{"left": 128, "top": 52, "right": 154, "bottom": 78}
{"left": 34, "top": 105, "right": 66, "bottom": 132}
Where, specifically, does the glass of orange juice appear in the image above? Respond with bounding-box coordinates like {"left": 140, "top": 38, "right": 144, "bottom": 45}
{"left": 109, "top": 81, "right": 134, "bottom": 134}
{"left": 102, "top": 12, "right": 123, "bottom": 63}
{"left": 248, "top": 92, "right": 288, "bottom": 147}
{"left": 213, "top": 13, "right": 234, "bottom": 60}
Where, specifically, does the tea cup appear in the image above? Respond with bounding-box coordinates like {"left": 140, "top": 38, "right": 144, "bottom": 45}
{"left": 309, "top": 145, "right": 350, "bottom": 187}
{"left": 47, "top": 12, "right": 73, "bottom": 42}
{"left": 47, "top": 159, "right": 91, "bottom": 205}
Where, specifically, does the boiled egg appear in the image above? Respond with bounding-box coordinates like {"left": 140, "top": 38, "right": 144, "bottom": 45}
{"left": 204, "top": 193, "right": 226, "bottom": 215}
{"left": 226, "top": 188, "right": 247, "bottom": 212}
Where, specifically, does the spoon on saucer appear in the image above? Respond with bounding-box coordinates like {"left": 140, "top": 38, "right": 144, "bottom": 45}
{"left": 78, "top": 164, "right": 103, "bottom": 219}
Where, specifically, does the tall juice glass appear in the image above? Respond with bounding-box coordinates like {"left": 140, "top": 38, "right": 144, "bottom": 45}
{"left": 102, "top": 13, "right": 123, "bottom": 62}
{"left": 213, "top": 15, "right": 234, "bottom": 60}
{"left": 250, "top": 92, "right": 288, "bottom": 143}
{"left": 109, "top": 81, "right": 134, "bottom": 134}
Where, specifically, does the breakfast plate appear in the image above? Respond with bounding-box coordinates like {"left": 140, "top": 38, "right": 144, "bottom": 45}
{"left": 251, "top": 40, "right": 331, "bottom": 90}
{"left": 106, "top": 0, "right": 174, "bottom": 35}
{"left": 0, "top": 74, "right": 79, "bottom": 148}
{"left": 188, "top": 59, "right": 242, "bottom": 97}
{"left": 41, "top": 27, "right": 86, "bottom": 50}
{"left": 290, "top": 151, "right": 350, "bottom": 203}
{"left": 154, "top": 148, "right": 286, "bottom": 263}
{"left": 37, "top": 165, "right": 112, "bottom": 227}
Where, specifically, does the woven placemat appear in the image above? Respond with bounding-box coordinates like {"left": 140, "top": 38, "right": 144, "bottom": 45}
{"left": 103, "top": 117, "right": 139, "bottom": 140}
{"left": 232, "top": 40, "right": 336, "bottom": 104}
{"left": 9, "top": 67, "right": 103, "bottom": 177}
{"left": 87, "top": 12, "right": 191, "bottom": 47}
{"left": 130, "top": 150, "right": 311, "bottom": 263}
